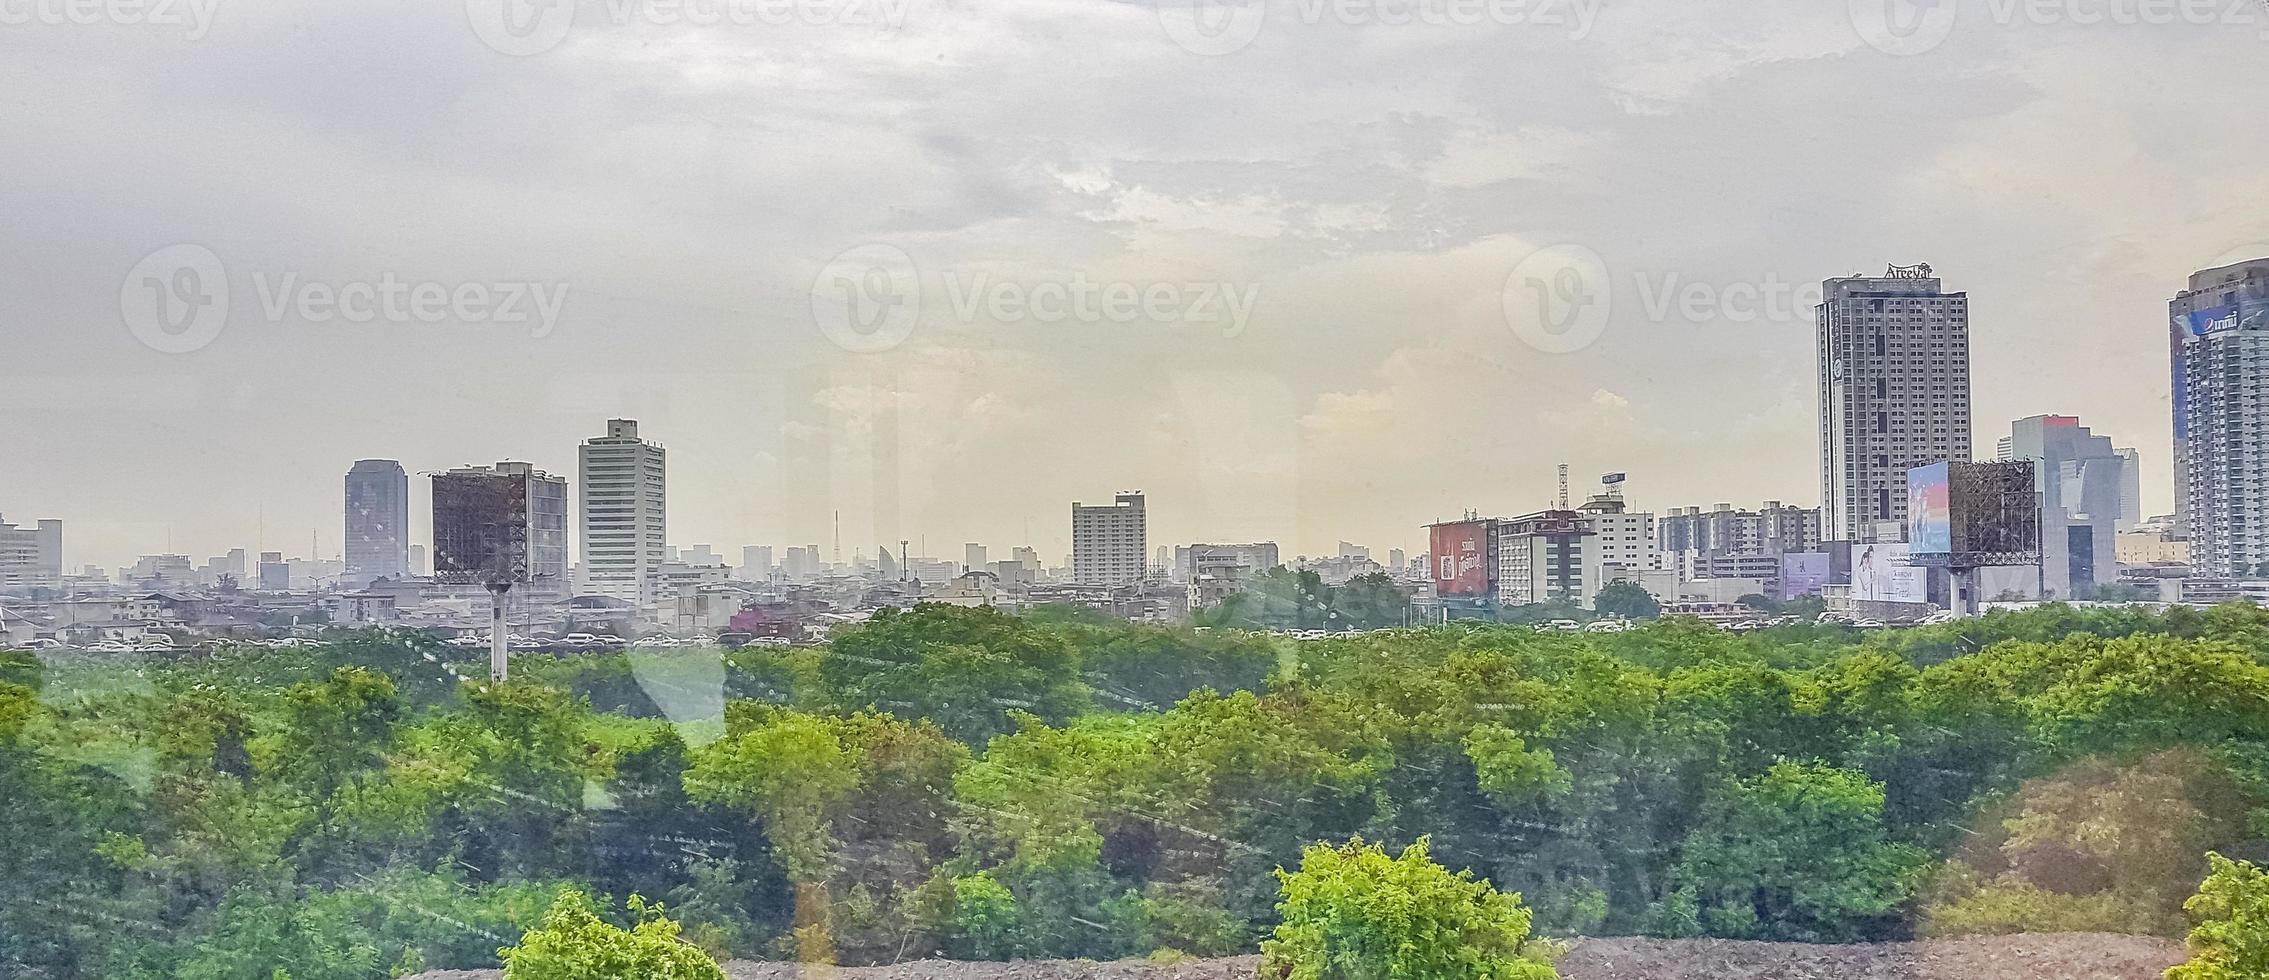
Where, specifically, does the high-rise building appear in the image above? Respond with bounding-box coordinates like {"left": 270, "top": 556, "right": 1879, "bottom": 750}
{"left": 2114, "top": 448, "right": 2142, "bottom": 533}
{"left": 1576, "top": 493, "right": 1658, "bottom": 575}
{"left": 2171, "top": 258, "right": 2269, "bottom": 576}
{"left": 407, "top": 544, "right": 428, "bottom": 576}
{"left": 0, "top": 514, "right": 63, "bottom": 590}
{"left": 1817, "top": 264, "right": 1972, "bottom": 541}
{"left": 1071, "top": 492, "right": 1147, "bottom": 585}
{"left": 965, "top": 543, "right": 988, "bottom": 573}
{"left": 742, "top": 545, "right": 773, "bottom": 580}
{"left": 1657, "top": 502, "right": 1821, "bottom": 557}
{"left": 1995, "top": 415, "right": 2126, "bottom": 597}
{"left": 431, "top": 461, "right": 569, "bottom": 593}
{"left": 343, "top": 459, "right": 410, "bottom": 587}
{"left": 1493, "top": 510, "right": 1602, "bottom": 609}
{"left": 579, "top": 419, "right": 667, "bottom": 603}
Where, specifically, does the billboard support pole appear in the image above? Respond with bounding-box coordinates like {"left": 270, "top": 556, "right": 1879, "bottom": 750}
{"left": 487, "top": 581, "right": 512, "bottom": 682}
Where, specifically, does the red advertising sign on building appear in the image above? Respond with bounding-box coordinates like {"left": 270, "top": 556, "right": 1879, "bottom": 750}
{"left": 1429, "top": 520, "right": 1494, "bottom": 598}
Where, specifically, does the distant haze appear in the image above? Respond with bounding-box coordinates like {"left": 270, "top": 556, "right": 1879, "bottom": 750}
{"left": 2, "top": 0, "right": 2260, "bottom": 569}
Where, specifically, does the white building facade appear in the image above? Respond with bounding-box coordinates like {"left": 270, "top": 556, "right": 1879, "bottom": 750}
{"left": 579, "top": 419, "right": 668, "bottom": 603}
{"left": 1072, "top": 492, "right": 1147, "bottom": 586}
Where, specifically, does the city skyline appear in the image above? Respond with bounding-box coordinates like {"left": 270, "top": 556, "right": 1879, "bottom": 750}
{"left": 8, "top": 5, "right": 2266, "bottom": 569}
{"left": 1, "top": 378, "right": 2188, "bottom": 576}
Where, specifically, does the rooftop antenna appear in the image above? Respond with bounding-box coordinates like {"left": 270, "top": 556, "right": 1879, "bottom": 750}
{"left": 1557, "top": 464, "right": 1571, "bottom": 510}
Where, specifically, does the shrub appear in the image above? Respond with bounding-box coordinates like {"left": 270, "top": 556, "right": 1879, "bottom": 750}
{"left": 2168, "top": 854, "right": 2269, "bottom": 980}
{"left": 499, "top": 890, "right": 724, "bottom": 980}
{"left": 1260, "top": 836, "right": 1558, "bottom": 980}
{"left": 1665, "top": 762, "right": 1926, "bottom": 942}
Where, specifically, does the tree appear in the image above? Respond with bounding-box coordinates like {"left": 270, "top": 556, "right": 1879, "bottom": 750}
{"left": 817, "top": 604, "right": 1085, "bottom": 746}
{"left": 1261, "top": 836, "right": 1558, "bottom": 980}
{"left": 1332, "top": 572, "right": 1414, "bottom": 630}
{"left": 1070, "top": 622, "right": 1276, "bottom": 711}
{"left": 685, "top": 704, "right": 882, "bottom": 962}
{"left": 265, "top": 666, "right": 402, "bottom": 802}
{"left": 1498, "top": 600, "right": 1591, "bottom": 625}
{"left": 1664, "top": 763, "right": 1926, "bottom": 942}
{"left": 500, "top": 890, "right": 724, "bottom": 980}
{"left": 1227, "top": 566, "right": 1336, "bottom": 631}
{"left": 2168, "top": 854, "right": 2269, "bottom": 980}
{"left": 1594, "top": 582, "right": 1661, "bottom": 621}
{"left": 1921, "top": 749, "right": 2242, "bottom": 938}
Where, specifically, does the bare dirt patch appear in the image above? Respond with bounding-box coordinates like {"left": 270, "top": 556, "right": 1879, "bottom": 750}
{"left": 409, "top": 933, "right": 2186, "bottom": 980}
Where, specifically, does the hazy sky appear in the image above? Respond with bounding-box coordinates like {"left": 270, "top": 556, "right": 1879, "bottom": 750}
{"left": 4, "top": 0, "right": 2265, "bottom": 571}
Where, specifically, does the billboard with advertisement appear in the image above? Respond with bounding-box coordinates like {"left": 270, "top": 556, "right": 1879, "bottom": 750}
{"left": 1851, "top": 542, "right": 1926, "bottom": 603}
{"left": 1779, "top": 552, "right": 1830, "bottom": 600}
{"left": 1429, "top": 520, "right": 1494, "bottom": 598}
{"left": 1908, "top": 463, "right": 1952, "bottom": 555}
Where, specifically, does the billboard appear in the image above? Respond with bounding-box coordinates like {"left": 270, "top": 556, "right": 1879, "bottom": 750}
{"left": 1948, "top": 460, "right": 2041, "bottom": 559}
{"left": 2182, "top": 303, "right": 2240, "bottom": 339}
{"left": 1429, "top": 520, "right": 1493, "bottom": 599}
{"left": 1851, "top": 542, "right": 1925, "bottom": 603}
{"left": 431, "top": 471, "right": 530, "bottom": 586}
{"left": 1779, "top": 552, "right": 1831, "bottom": 600}
{"left": 1908, "top": 463, "right": 1952, "bottom": 555}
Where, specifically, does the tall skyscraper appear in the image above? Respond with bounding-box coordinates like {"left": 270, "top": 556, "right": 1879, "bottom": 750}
{"left": 431, "top": 461, "right": 569, "bottom": 593}
{"left": 2114, "top": 447, "right": 2142, "bottom": 533}
{"left": 965, "top": 543, "right": 987, "bottom": 572}
{"left": 742, "top": 545, "right": 773, "bottom": 580}
{"left": 1998, "top": 415, "right": 2126, "bottom": 597}
{"left": 1071, "top": 492, "right": 1147, "bottom": 585}
{"left": 2172, "top": 258, "right": 2269, "bottom": 577}
{"left": 343, "top": 459, "right": 409, "bottom": 587}
{"left": 579, "top": 419, "right": 667, "bottom": 603}
{"left": 1817, "top": 264, "right": 1972, "bottom": 540}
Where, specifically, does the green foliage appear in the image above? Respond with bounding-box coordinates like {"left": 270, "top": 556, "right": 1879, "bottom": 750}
{"left": 1923, "top": 749, "right": 2243, "bottom": 937}
{"left": 946, "top": 872, "right": 1022, "bottom": 959}
{"left": 499, "top": 889, "right": 724, "bottom": 980}
{"left": 1463, "top": 726, "right": 1572, "bottom": 805}
{"left": 1216, "top": 569, "right": 1413, "bottom": 631}
{"left": 1261, "top": 837, "right": 1558, "bottom": 980}
{"left": 2168, "top": 854, "right": 2269, "bottom": 980}
{"left": 15, "top": 604, "right": 2269, "bottom": 975}
{"left": 818, "top": 604, "right": 1086, "bottom": 745}
{"left": 1071, "top": 622, "right": 1277, "bottom": 711}
{"left": 1593, "top": 582, "right": 1661, "bottom": 621}
{"left": 685, "top": 705, "right": 862, "bottom": 880}
{"left": 1664, "top": 763, "right": 1927, "bottom": 942}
